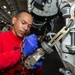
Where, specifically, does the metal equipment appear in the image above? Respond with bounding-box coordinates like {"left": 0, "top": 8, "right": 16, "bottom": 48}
{"left": 24, "top": 19, "right": 73, "bottom": 70}
{"left": 24, "top": 0, "right": 75, "bottom": 75}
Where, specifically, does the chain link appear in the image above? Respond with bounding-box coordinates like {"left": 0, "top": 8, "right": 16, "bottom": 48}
{"left": 20, "top": 39, "right": 26, "bottom": 75}
{"left": 20, "top": 52, "right": 25, "bottom": 75}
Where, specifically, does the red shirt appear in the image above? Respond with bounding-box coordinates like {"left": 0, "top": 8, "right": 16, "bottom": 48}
{"left": 0, "top": 30, "right": 42, "bottom": 75}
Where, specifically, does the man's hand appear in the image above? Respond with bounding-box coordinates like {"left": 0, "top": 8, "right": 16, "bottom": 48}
{"left": 22, "top": 34, "right": 38, "bottom": 56}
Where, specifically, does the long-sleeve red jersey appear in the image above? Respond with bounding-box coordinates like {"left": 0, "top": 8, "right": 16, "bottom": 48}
{"left": 0, "top": 30, "right": 42, "bottom": 75}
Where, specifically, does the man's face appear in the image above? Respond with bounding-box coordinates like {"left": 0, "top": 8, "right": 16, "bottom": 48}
{"left": 12, "top": 12, "right": 33, "bottom": 38}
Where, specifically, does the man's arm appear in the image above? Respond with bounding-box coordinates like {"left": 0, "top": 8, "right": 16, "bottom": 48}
{"left": 0, "top": 49, "right": 21, "bottom": 70}
{"left": 0, "top": 34, "right": 38, "bottom": 70}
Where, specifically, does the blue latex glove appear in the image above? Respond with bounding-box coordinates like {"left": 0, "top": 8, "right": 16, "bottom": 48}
{"left": 31, "top": 57, "right": 45, "bottom": 69}
{"left": 22, "top": 34, "right": 38, "bottom": 56}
